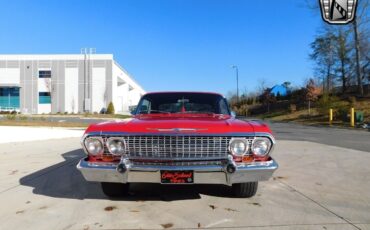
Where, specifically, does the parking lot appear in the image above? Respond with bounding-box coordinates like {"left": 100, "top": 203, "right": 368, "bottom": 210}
{"left": 0, "top": 124, "right": 370, "bottom": 230}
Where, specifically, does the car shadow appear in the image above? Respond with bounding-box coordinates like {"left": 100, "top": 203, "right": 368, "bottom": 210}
{"left": 19, "top": 149, "right": 236, "bottom": 201}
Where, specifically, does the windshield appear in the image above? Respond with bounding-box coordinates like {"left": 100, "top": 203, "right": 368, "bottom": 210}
{"left": 135, "top": 93, "right": 230, "bottom": 115}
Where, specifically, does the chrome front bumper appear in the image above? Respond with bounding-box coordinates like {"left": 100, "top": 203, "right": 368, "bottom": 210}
{"left": 77, "top": 157, "right": 278, "bottom": 186}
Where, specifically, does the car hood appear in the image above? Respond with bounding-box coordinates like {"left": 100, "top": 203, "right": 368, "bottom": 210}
{"left": 85, "top": 115, "right": 272, "bottom": 135}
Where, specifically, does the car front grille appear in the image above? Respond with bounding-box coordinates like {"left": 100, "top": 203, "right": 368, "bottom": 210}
{"left": 116, "top": 136, "right": 253, "bottom": 161}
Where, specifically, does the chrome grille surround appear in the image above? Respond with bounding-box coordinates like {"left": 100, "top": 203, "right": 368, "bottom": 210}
{"left": 130, "top": 160, "right": 227, "bottom": 167}
{"left": 82, "top": 132, "right": 277, "bottom": 162}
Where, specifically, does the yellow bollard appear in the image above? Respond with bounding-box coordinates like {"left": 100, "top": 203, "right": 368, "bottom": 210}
{"left": 329, "top": 109, "right": 333, "bottom": 125}
{"left": 350, "top": 108, "right": 355, "bottom": 127}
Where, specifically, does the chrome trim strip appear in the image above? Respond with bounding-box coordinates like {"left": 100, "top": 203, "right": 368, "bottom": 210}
{"left": 78, "top": 159, "right": 118, "bottom": 169}
{"left": 147, "top": 128, "right": 208, "bottom": 132}
{"left": 84, "top": 131, "right": 274, "bottom": 138}
{"left": 127, "top": 157, "right": 228, "bottom": 161}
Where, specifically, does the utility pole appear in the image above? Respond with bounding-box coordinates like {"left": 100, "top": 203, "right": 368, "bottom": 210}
{"left": 231, "top": 65, "right": 239, "bottom": 103}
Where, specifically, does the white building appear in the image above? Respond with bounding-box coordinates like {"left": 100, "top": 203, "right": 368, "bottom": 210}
{"left": 0, "top": 54, "right": 145, "bottom": 114}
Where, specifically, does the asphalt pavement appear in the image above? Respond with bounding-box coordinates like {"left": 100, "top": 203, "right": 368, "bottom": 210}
{"left": 267, "top": 121, "right": 370, "bottom": 152}
{"left": 0, "top": 123, "right": 369, "bottom": 230}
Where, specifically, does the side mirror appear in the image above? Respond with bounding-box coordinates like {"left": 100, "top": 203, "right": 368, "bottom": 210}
{"left": 231, "top": 111, "right": 236, "bottom": 118}
{"left": 129, "top": 105, "right": 137, "bottom": 115}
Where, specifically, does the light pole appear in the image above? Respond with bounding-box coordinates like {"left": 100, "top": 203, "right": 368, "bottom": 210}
{"left": 231, "top": 65, "right": 239, "bottom": 103}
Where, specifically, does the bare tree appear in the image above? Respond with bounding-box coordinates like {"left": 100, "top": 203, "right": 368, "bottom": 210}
{"left": 257, "top": 78, "right": 268, "bottom": 95}
{"left": 260, "top": 89, "right": 276, "bottom": 113}
{"left": 307, "top": 0, "right": 370, "bottom": 95}
{"left": 334, "top": 27, "right": 351, "bottom": 93}
{"left": 351, "top": 0, "right": 370, "bottom": 95}
{"left": 310, "top": 28, "right": 337, "bottom": 93}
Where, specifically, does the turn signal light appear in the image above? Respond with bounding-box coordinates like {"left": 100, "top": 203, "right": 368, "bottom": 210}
{"left": 242, "top": 155, "right": 254, "bottom": 163}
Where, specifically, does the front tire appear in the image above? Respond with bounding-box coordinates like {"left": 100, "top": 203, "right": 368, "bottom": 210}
{"left": 232, "top": 182, "right": 258, "bottom": 198}
{"left": 101, "top": 182, "right": 129, "bottom": 197}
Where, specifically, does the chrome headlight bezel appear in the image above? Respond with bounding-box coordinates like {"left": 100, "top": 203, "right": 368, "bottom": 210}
{"left": 228, "top": 138, "right": 249, "bottom": 156}
{"left": 106, "top": 137, "right": 126, "bottom": 156}
{"left": 83, "top": 137, "right": 104, "bottom": 156}
{"left": 251, "top": 137, "right": 272, "bottom": 156}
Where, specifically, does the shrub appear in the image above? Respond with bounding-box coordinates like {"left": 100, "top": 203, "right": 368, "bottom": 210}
{"left": 107, "top": 102, "right": 115, "bottom": 114}
{"left": 6, "top": 114, "right": 16, "bottom": 120}
{"left": 316, "top": 94, "right": 334, "bottom": 115}
{"left": 289, "top": 104, "right": 297, "bottom": 113}
{"left": 19, "top": 115, "right": 28, "bottom": 121}
{"left": 317, "top": 94, "right": 349, "bottom": 117}
{"left": 337, "top": 107, "right": 350, "bottom": 122}
{"left": 348, "top": 96, "right": 357, "bottom": 107}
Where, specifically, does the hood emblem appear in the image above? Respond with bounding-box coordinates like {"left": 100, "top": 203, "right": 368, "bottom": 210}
{"left": 147, "top": 128, "right": 208, "bottom": 132}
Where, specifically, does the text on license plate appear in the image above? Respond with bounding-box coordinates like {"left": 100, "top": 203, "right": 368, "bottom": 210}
{"left": 160, "top": 170, "right": 194, "bottom": 184}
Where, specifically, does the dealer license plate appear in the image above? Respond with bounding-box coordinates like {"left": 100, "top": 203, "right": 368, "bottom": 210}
{"left": 160, "top": 170, "right": 194, "bottom": 184}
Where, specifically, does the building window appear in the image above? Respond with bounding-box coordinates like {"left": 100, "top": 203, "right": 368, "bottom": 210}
{"left": 0, "top": 87, "right": 20, "bottom": 109}
{"left": 39, "top": 92, "right": 51, "bottom": 104}
{"left": 39, "top": 70, "right": 51, "bottom": 78}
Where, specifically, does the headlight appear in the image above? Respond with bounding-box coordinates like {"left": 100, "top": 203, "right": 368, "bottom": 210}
{"left": 229, "top": 138, "right": 249, "bottom": 156}
{"left": 84, "top": 137, "right": 104, "bottom": 155}
{"left": 252, "top": 137, "right": 272, "bottom": 156}
{"left": 106, "top": 138, "right": 126, "bottom": 155}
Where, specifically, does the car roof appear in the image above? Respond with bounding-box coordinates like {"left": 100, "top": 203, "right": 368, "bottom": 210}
{"left": 143, "top": 91, "right": 224, "bottom": 97}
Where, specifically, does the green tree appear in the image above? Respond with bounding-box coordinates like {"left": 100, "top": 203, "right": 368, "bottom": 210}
{"left": 107, "top": 102, "right": 115, "bottom": 114}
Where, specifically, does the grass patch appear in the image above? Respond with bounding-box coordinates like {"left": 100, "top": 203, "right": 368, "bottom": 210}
{"left": 256, "top": 111, "right": 289, "bottom": 119}
{"left": 5, "top": 114, "right": 17, "bottom": 120}
{"left": 91, "top": 114, "right": 131, "bottom": 119}
{"left": 34, "top": 113, "right": 132, "bottom": 119}
{"left": 0, "top": 120, "right": 88, "bottom": 128}
{"left": 264, "top": 106, "right": 369, "bottom": 128}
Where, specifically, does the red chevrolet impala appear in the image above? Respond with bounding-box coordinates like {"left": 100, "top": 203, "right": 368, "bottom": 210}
{"left": 77, "top": 92, "right": 278, "bottom": 198}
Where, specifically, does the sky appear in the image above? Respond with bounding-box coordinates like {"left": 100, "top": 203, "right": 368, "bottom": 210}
{"left": 0, "top": 0, "right": 323, "bottom": 95}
